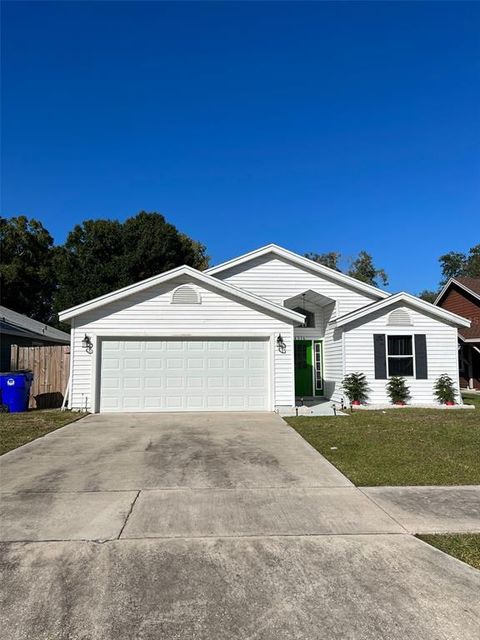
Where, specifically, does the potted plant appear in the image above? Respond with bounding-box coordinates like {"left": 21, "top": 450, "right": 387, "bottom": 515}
{"left": 434, "top": 374, "right": 456, "bottom": 405}
{"left": 342, "top": 372, "right": 369, "bottom": 406}
{"left": 386, "top": 376, "right": 410, "bottom": 405}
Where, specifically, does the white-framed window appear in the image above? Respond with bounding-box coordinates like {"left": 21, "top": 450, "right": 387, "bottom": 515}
{"left": 387, "top": 335, "right": 414, "bottom": 377}
{"left": 314, "top": 341, "right": 323, "bottom": 392}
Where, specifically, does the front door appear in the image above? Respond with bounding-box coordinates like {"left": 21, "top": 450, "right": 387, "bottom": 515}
{"left": 294, "top": 340, "right": 313, "bottom": 396}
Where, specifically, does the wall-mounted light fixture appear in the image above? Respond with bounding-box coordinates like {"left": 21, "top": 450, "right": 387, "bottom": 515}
{"left": 81, "top": 334, "right": 93, "bottom": 354}
{"left": 276, "top": 334, "right": 286, "bottom": 353}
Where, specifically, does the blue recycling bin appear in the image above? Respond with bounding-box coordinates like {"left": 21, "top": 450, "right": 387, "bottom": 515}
{"left": 0, "top": 372, "right": 33, "bottom": 412}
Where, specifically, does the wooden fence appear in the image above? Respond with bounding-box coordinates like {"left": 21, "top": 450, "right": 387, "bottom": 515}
{"left": 10, "top": 345, "right": 70, "bottom": 409}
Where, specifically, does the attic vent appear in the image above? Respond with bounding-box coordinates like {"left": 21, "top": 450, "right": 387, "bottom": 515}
{"left": 171, "top": 285, "right": 201, "bottom": 305}
{"left": 388, "top": 309, "right": 412, "bottom": 326}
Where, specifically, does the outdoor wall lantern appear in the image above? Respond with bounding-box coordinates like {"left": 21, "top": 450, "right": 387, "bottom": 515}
{"left": 276, "top": 334, "right": 286, "bottom": 354}
{"left": 81, "top": 334, "right": 93, "bottom": 354}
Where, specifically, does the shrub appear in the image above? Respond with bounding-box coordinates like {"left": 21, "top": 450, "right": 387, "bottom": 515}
{"left": 342, "top": 372, "right": 369, "bottom": 404}
{"left": 434, "top": 374, "right": 456, "bottom": 404}
{"left": 386, "top": 376, "right": 410, "bottom": 405}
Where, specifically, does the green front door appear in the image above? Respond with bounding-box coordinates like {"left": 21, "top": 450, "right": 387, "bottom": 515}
{"left": 294, "top": 340, "right": 313, "bottom": 396}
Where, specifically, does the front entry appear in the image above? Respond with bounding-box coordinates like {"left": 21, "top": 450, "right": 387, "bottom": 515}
{"left": 294, "top": 339, "right": 323, "bottom": 397}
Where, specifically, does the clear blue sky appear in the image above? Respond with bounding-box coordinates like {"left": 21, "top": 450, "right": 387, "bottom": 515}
{"left": 2, "top": 1, "right": 479, "bottom": 294}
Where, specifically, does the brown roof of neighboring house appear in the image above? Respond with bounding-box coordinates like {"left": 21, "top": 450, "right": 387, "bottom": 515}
{"left": 456, "top": 276, "right": 480, "bottom": 297}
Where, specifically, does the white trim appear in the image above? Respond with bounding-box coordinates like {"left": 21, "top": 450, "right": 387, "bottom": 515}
{"left": 334, "top": 292, "right": 471, "bottom": 329}
{"left": 85, "top": 329, "right": 277, "bottom": 338}
{"left": 68, "top": 319, "right": 75, "bottom": 410}
{"left": 206, "top": 244, "right": 390, "bottom": 300}
{"left": 59, "top": 265, "right": 305, "bottom": 325}
{"left": 435, "top": 277, "right": 480, "bottom": 305}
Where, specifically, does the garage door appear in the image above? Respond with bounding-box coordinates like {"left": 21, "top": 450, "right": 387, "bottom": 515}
{"left": 99, "top": 338, "right": 270, "bottom": 412}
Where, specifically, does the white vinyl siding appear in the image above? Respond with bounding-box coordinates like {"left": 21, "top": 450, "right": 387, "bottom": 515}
{"left": 69, "top": 278, "right": 294, "bottom": 412}
{"left": 212, "top": 254, "right": 381, "bottom": 403}
{"left": 214, "top": 255, "right": 378, "bottom": 315}
{"left": 343, "top": 307, "right": 461, "bottom": 405}
{"left": 323, "top": 323, "right": 344, "bottom": 402}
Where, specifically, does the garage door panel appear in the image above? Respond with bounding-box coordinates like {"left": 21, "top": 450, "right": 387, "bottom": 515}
{"left": 99, "top": 339, "right": 269, "bottom": 412}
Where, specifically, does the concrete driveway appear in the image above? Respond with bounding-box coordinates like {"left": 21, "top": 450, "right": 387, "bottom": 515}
{"left": 1, "top": 412, "right": 479, "bottom": 639}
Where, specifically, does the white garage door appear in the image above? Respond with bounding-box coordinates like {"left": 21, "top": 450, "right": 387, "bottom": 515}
{"left": 99, "top": 338, "right": 270, "bottom": 412}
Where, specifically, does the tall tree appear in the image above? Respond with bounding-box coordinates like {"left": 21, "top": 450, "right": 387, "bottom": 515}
{"left": 53, "top": 218, "right": 126, "bottom": 314}
{"left": 439, "top": 244, "right": 480, "bottom": 285}
{"left": 53, "top": 211, "right": 209, "bottom": 320}
{"left": 0, "top": 216, "right": 55, "bottom": 322}
{"left": 347, "top": 250, "right": 388, "bottom": 287}
{"left": 304, "top": 251, "right": 341, "bottom": 271}
{"left": 418, "top": 290, "right": 438, "bottom": 304}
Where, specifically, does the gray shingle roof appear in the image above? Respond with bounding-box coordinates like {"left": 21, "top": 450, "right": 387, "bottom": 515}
{"left": 0, "top": 306, "right": 70, "bottom": 343}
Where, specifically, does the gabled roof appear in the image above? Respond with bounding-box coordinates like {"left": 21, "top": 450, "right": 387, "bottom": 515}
{"left": 435, "top": 277, "right": 480, "bottom": 305}
{"left": 333, "top": 292, "right": 471, "bottom": 329}
{"left": 0, "top": 306, "right": 70, "bottom": 342}
{"left": 58, "top": 265, "right": 306, "bottom": 324}
{"left": 206, "top": 244, "right": 390, "bottom": 300}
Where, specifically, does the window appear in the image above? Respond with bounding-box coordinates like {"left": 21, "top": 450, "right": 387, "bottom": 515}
{"left": 387, "top": 335, "right": 414, "bottom": 377}
{"left": 314, "top": 341, "right": 323, "bottom": 391}
{"left": 292, "top": 307, "right": 315, "bottom": 328}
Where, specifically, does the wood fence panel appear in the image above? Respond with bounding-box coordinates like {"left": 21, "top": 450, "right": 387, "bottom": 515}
{"left": 10, "top": 345, "right": 70, "bottom": 409}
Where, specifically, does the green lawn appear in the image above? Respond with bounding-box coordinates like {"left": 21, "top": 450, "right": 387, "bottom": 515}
{"left": 418, "top": 534, "right": 480, "bottom": 571}
{"left": 286, "top": 397, "right": 480, "bottom": 486}
{"left": 0, "top": 409, "right": 82, "bottom": 455}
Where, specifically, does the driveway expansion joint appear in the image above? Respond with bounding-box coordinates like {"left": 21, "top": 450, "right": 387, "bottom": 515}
{"left": 117, "top": 490, "right": 141, "bottom": 539}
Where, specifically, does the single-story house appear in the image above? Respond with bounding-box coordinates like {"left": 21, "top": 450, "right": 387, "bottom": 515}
{"left": 0, "top": 305, "right": 70, "bottom": 372}
{"left": 435, "top": 276, "right": 480, "bottom": 390}
{"left": 59, "top": 244, "right": 470, "bottom": 413}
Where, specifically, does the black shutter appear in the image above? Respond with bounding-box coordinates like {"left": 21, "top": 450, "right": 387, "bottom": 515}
{"left": 373, "top": 334, "right": 387, "bottom": 379}
{"left": 415, "top": 334, "right": 428, "bottom": 379}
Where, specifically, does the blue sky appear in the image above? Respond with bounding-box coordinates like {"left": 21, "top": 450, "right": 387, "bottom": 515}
{"left": 2, "top": 1, "right": 479, "bottom": 294}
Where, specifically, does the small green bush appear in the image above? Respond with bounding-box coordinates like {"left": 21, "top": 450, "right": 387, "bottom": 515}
{"left": 434, "top": 374, "right": 456, "bottom": 404}
{"left": 386, "top": 376, "right": 410, "bottom": 404}
{"left": 342, "top": 372, "right": 369, "bottom": 404}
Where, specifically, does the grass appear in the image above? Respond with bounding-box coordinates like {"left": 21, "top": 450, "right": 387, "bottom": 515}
{"left": 418, "top": 534, "right": 480, "bottom": 571}
{"left": 0, "top": 409, "right": 82, "bottom": 455}
{"left": 285, "top": 396, "right": 479, "bottom": 486}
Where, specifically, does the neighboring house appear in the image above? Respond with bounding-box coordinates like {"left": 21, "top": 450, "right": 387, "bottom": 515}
{"left": 0, "top": 306, "right": 71, "bottom": 371}
{"left": 435, "top": 277, "right": 480, "bottom": 390}
{"left": 59, "top": 244, "right": 469, "bottom": 413}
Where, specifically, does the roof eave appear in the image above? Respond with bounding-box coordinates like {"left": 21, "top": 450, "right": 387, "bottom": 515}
{"left": 334, "top": 292, "right": 471, "bottom": 329}
{"left": 206, "top": 244, "right": 390, "bottom": 300}
{"left": 59, "top": 265, "right": 305, "bottom": 325}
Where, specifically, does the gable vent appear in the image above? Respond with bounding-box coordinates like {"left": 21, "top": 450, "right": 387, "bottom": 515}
{"left": 388, "top": 309, "right": 412, "bottom": 326}
{"left": 171, "top": 285, "right": 201, "bottom": 304}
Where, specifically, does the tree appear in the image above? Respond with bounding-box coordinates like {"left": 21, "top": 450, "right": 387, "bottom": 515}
{"left": 0, "top": 216, "right": 55, "bottom": 322}
{"left": 53, "top": 211, "right": 209, "bottom": 321}
{"left": 122, "top": 212, "right": 209, "bottom": 283}
{"left": 439, "top": 243, "right": 480, "bottom": 285}
{"left": 53, "top": 218, "right": 126, "bottom": 315}
{"left": 418, "top": 290, "right": 438, "bottom": 304}
{"left": 347, "top": 250, "right": 388, "bottom": 287}
{"left": 304, "top": 251, "right": 341, "bottom": 271}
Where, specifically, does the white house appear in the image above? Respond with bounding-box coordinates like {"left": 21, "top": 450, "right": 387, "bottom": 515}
{"left": 59, "top": 244, "right": 470, "bottom": 413}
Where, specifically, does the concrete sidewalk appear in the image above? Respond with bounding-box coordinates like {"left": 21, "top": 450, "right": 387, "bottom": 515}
{"left": 362, "top": 486, "right": 480, "bottom": 534}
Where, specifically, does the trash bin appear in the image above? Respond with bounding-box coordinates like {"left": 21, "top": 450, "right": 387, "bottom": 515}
{"left": 0, "top": 372, "right": 33, "bottom": 412}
